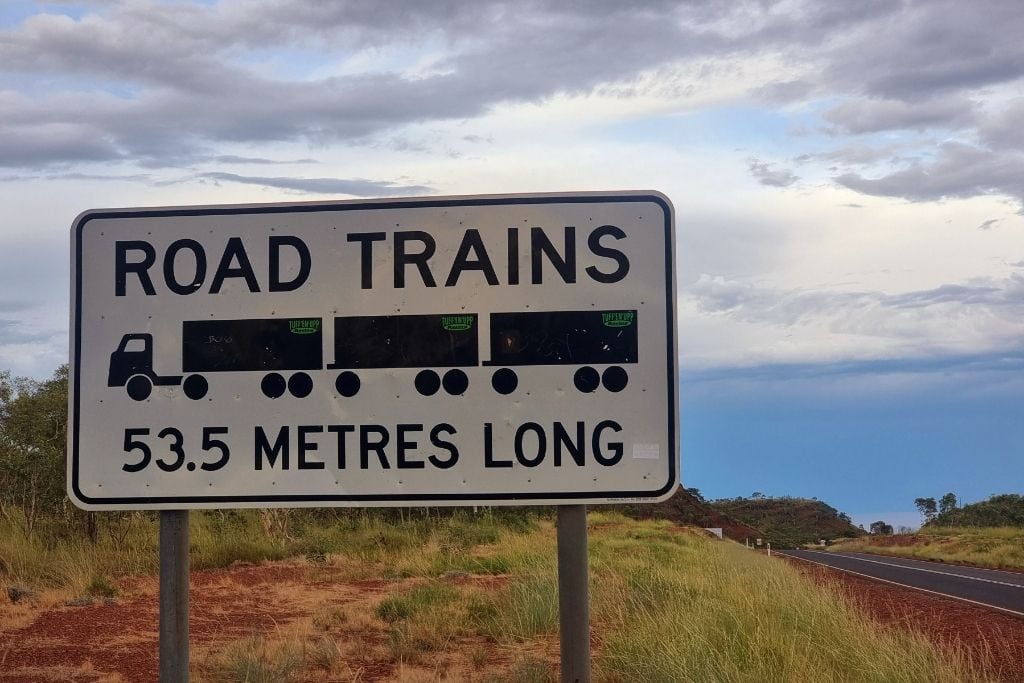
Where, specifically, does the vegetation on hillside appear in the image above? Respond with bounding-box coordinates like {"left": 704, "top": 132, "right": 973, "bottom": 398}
{"left": 927, "top": 494, "right": 1024, "bottom": 527}
{"left": 708, "top": 494, "right": 863, "bottom": 547}
{"left": 612, "top": 487, "right": 765, "bottom": 542}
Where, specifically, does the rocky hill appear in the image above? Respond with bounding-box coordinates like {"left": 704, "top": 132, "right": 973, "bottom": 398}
{"left": 708, "top": 495, "right": 864, "bottom": 547}
{"left": 612, "top": 487, "right": 766, "bottom": 542}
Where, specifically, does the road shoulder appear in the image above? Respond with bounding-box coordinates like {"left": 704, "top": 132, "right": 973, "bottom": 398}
{"left": 781, "top": 554, "right": 1024, "bottom": 682}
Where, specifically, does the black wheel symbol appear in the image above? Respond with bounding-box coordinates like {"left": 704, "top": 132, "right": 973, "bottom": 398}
{"left": 335, "top": 371, "right": 360, "bottom": 397}
{"left": 415, "top": 369, "right": 441, "bottom": 396}
{"left": 573, "top": 366, "right": 600, "bottom": 393}
{"left": 443, "top": 369, "right": 469, "bottom": 395}
{"left": 126, "top": 375, "right": 152, "bottom": 401}
{"left": 183, "top": 374, "right": 208, "bottom": 400}
{"left": 261, "top": 373, "right": 286, "bottom": 399}
{"left": 288, "top": 372, "right": 313, "bottom": 398}
{"left": 601, "top": 366, "right": 628, "bottom": 392}
{"left": 491, "top": 368, "right": 518, "bottom": 394}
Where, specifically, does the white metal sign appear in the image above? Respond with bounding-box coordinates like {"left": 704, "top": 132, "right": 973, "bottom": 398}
{"left": 68, "top": 192, "right": 677, "bottom": 509}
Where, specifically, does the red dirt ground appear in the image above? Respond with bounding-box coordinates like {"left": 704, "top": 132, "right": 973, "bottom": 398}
{"left": 6, "top": 554, "right": 1019, "bottom": 681}
{"left": 783, "top": 556, "right": 1024, "bottom": 682}
{"left": 0, "top": 561, "right": 524, "bottom": 683}
{"left": 0, "top": 563, "right": 400, "bottom": 682}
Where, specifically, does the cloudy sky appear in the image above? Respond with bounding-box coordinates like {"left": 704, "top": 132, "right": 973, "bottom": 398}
{"left": 2, "top": 0, "right": 1023, "bottom": 527}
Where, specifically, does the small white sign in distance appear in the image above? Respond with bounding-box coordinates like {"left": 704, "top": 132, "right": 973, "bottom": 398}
{"left": 68, "top": 192, "right": 678, "bottom": 510}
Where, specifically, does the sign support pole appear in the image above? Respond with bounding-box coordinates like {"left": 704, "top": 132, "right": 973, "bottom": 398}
{"left": 159, "top": 510, "right": 190, "bottom": 682}
{"left": 557, "top": 504, "right": 591, "bottom": 683}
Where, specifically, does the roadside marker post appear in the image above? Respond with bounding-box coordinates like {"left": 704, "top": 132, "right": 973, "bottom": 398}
{"left": 159, "top": 510, "right": 189, "bottom": 682}
{"left": 67, "top": 192, "right": 677, "bottom": 681}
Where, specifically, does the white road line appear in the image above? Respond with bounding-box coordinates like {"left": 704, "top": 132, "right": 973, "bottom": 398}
{"left": 777, "top": 552, "right": 1024, "bottom": 619}
{"left": 799, "top": 550, "right": 1024, "bottom": 589}
{"left": 840, "top": 551, "right": 1024, "bottom": 579}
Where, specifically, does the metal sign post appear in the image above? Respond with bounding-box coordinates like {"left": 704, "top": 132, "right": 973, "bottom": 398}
{"left": 159, "top": 510, "right": 189, "bottom": 682}
{"left": 557, "top": 505, "right": 591, "bottom": 683}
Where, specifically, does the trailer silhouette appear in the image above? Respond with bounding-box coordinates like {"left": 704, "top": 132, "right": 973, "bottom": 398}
{"left": 108, "top": 309, "right": 637, "bottom": 401}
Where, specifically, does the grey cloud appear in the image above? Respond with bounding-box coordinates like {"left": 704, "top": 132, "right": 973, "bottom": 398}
{"left": 748, "top": 159, "right": 799, "bottom": 187}
{"left": 0, "top": 1, "right": 814, "bottom": 169}
{"left": 977, "top": 218, "right": 999, "bottom": 231}
{"left": 978, "top": 99, "right": 1024, "bottom": 151}
{"left": 0, "top": 122, "right": 122, "bottom": 167}
{"left": 690, "top": 274, "right": 870, "bottom": 326}
{"left": 690, "top": 272, "right": 1024, "bottom": 326}
{"left": 819, "top": 0, "right": 1024, "bottom": 101}
{"left": 45, "top": 171, "right": 151, "bottom": 181}
{"left": 210, "top": 155, "right": 319, "bottom": 165}
{"left": 834, "top": 143, "right": 1024, "bottom": 209}
{"left": 755, "top": 79, "right": 816, "bottom": 103}
{"left": 0, "top": 299, "right": 34, "bottom": 314}
{"left": 0, "top": 319, "right": 61, "bottom": 346}
{"left": 685, "top": 348, "right": 1024, "bottom": 386}
{"left": 823, "top": 97, "right": 975, "bottom": 135}
{"left": 0, "top": 0, "right": 1022, "bottom": 192}
{"left": 808, "top": 142, "right": 921, "bottom": 167}
{"left": 883, "top": 282, "right": 1010, "bottom": 309}
{"left": 198, "top": 172, "right": 433, "bottom": 196}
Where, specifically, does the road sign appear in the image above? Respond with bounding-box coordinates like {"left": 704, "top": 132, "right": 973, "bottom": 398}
{"left": 68, "top": 192, "right": 678, "bottom": 509}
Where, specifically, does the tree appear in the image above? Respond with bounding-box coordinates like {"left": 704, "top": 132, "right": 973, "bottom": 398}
{"left": 939, "top": 492, "right": 958, "bottom": 515}
{"left": 869, "top": 520, "right": 893, "bottom": 535}
{"left": 914, "top": 497, "right": 937, "bottom": 524}
{"left": 0, "top": 366, "right": 72, "bottom": 536}
{"left": 684, "top": 487, "right": 705, "bottom": 502}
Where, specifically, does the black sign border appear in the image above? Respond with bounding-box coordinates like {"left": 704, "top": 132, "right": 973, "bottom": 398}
{"left": 71, "top": 193, "right": 677, "bottom": 506}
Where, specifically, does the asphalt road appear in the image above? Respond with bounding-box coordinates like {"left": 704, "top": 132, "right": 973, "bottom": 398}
{"left": 780, "top": 549, "right": 1024, "bottom": 616}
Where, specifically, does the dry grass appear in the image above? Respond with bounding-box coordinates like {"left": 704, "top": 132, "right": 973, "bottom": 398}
{"left": 0, "top": 588, "right": 69, "bottom": 631}
{"left": 587, "top": 522, "right": 991, "bottom": 682}
{"left": 2, "top": 510, "right": 999, "bottom": 682}
{"left": 831, "top": 526, "right": 1024, "bottom": 570}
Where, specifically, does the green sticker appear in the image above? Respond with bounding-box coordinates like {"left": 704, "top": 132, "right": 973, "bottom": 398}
{"left": 602, "top": 311, "right": 634, "bottom": 328}
{"left": 441, "top": 315, "right": 475, "bottom": 332}
{"left": 289, "top": 319, "right": 321, "bottom": 335}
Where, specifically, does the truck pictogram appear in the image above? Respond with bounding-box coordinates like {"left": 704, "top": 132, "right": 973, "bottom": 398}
{"left": 108, "top": 309, "right": 637, "bottom": 401}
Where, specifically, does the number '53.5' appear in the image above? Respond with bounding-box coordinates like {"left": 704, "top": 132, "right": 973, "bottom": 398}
{"left": 123, "top": 427, "right": 230, "bottom": 473}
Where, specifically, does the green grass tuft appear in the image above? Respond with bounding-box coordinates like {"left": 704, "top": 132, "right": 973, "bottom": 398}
{"left": 218, "top": 635, "right": 303, "bottom": 683}
{"left": 375, "top": 581, "right": 460, "bottom": 623}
